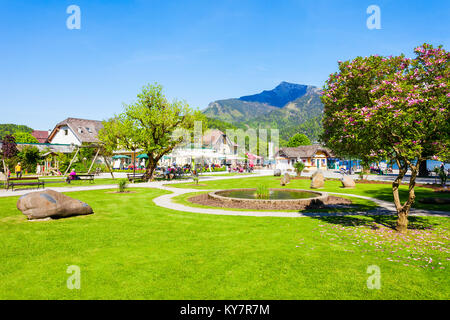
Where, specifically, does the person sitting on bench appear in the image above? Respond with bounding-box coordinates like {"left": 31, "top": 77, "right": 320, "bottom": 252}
{"left": 66, "top": 168, "right": 80, "bottom": 184}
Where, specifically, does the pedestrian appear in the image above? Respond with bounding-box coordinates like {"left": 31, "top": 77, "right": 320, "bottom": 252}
{"left": 15, "top": 162, "right": 22, "bottom": 179}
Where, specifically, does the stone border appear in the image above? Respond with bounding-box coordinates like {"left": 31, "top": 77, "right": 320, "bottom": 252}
{"left": 208, "top": 188, "right": 329, "bottom": 206}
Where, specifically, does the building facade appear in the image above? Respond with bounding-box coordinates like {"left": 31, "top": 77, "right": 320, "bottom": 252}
{"left": 275, "top": 145, "right": 333, "bottom": 171}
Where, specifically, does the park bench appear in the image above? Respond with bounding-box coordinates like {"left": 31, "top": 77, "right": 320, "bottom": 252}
{"left": 77, "top": 174, "right": 95, "bottom": 183}
{"left": 67, "top": 174, "right": 95, "bottom": 184}
{"left": 6, "top": 177, "right": 45, "bottom": 191}
{"left": 127, "top": 173, "right": 147, "bottom": 183}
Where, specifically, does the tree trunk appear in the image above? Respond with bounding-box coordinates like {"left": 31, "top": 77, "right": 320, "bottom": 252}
{"left": 145, "top": 156, "right": 161, "bottom": 181}
{"left": 396, "top": 208, "right": 409, "bottom": 234}
{"left": 392, "top": 160, "right": 420, "bottom": 234}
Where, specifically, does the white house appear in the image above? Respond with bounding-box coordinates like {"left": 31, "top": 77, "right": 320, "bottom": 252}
{"left": 47, "top": 118, "right": 104, "bottom": 146}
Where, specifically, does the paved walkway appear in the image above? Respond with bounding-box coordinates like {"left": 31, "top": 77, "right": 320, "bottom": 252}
{"left": 1, "top": 171, "right": 448, "bottom": 218}
{"left": 153, "top": 186, "right": 450, "bottom": 218}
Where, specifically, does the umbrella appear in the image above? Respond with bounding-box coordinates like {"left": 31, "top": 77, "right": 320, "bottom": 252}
{"left": 112, "top": 155, "right": 131, "bottom": 159}
{"left": 137, "top": 153, "right": 149, "bottom": 159}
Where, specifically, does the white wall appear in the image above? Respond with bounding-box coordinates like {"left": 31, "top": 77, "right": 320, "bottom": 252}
{"left": 50, "top": 125, "right": 81, "bottom": 145}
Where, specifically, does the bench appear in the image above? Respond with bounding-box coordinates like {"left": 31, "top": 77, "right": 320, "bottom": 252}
{"left": 66, "top": 174, "right": 95, "bottom": 184}
{"left": 77, "top": 174, "right": 95, "bottom": 183}
{"left": 127, "top": 173, "right": 146, "bottom": 183}
{"left": 6, "top": 177, "right": 44, "bottom": 191}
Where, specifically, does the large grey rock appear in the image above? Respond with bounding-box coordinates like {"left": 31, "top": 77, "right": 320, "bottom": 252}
{"left": 284, "top": 173, "right": 291, "bottom": 183}
{"left": 274, "top": 169, "right": 281, "bottom": 176}
{"left": 341, "top": 176, "right": 356, "bottom": 188}
{"left": 310, "top": 170, "right": 325, "bottom": 189}
{"left": 17, "top": 190, "right": 93, "bottom": 220}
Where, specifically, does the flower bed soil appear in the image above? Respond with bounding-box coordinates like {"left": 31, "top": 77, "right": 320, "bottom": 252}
{"left": 187, "top": 193, "right": 354, "bottom": 211}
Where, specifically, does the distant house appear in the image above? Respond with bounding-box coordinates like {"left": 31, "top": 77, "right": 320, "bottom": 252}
{"left": 31, "top": 130, "right": 50, "bottom": 143}
{"left": 47, "top": 118, "right": 104, "bottom": 146}
{"left": 275, "top": 145, "right": 334, "bottom": 171}
{"left": 202, "top": 129, "right": 238, "bottom": 156}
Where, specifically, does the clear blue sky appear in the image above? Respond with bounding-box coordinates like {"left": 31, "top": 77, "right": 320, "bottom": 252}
{"left": 1, "top": 0, "right": 449, "bottom": 130}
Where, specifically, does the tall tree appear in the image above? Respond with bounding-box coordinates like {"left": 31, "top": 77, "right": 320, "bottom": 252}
{"left": 99, "top": 83, "right": 203, "bottom": 180}
{"left": 321, "top": 43, "right": 449, "bottom": 233}
{"left": 287, "top": 133, "right": 311, "bottom": 147}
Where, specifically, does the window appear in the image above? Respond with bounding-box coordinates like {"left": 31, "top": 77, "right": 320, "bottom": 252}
{"left": 64, "top": 129, "right": 68, "bottom": 136}
{"left": 78, "top": 127, "right": 83, "bottom": 134}
{"left": 86, "top": 127, "right": 92, "bottom": 133}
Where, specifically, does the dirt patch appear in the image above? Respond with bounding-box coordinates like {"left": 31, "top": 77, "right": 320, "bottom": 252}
{"left": 187, "top": 193, "right": 354, "bottom": 211}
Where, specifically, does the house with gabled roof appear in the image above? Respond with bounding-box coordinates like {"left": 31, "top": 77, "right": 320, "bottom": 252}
{"left": 202, "top": 129, "right": 238, "bottom": 156}
{"left": 47, "top": 118, "right": 104, "bottom": 146}
{"left": 275, "top": 145, "right": 334, "bottom": 171}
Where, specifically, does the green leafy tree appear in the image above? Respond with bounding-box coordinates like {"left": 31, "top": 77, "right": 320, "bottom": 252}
{"left": 17, "top": 146, "right": 41, "bottom": 172}
{"left": 99, "top": 83, "right": 203, "bottom": 180}
{"left": 287, "top": 133, "right": 311, "bottom": 147}
{"left": 13, "top": 132, "right": 39, "bottom": 144}
{"left": 321, "top": 43, "right": 449, "bottom": 233}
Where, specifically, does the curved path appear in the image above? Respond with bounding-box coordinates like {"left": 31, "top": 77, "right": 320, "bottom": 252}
{"left": 153, "top": 185, "right": 450, "bottom": 218}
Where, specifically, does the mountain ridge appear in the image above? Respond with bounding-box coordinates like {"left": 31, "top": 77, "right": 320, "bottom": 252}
{"left": 202, "top": 82, "right": 324, "bottom": 141}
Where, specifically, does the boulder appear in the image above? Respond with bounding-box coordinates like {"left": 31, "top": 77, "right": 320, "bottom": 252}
{"left": 283, "top": 173, "right": 291, "bottom": 183}
{"left": 310, "top": 170, "right": 325, "bottom": 189}
{"left": 341, "top": 176, "right": 356, "bottom": 188}
{"left": 17, "top": 190, "right": 93, "bottom": 220}
{"left": 274, "top": 169, "right": 281, "bottom": 177}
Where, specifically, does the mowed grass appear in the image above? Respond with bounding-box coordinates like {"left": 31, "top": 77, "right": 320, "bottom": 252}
{"left": 171, "top": 176, "right": 450, "bottom": 212}
{"left": 0, "top": 188, "right": 448, "bottom": 299}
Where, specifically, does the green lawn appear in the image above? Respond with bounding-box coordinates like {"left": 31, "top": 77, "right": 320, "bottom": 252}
{"left": 0, "top": 188, "right": 448, "bottom": 299}
{"left": 172, "top": 176, "right": 450, "bottom": 212}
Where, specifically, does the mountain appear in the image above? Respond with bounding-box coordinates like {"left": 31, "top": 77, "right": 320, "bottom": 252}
{"left": 202, "top": 82, "right": 324, "bottom": 142}
{"left": 240, "top": 81, "right": 313, "bottom": 108}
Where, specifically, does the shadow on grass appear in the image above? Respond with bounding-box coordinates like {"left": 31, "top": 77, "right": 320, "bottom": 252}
{"left": 310, "top": 215, "right": 439, "bottom": 231}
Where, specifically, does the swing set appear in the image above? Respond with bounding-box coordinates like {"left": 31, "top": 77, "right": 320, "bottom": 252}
{"left": 62, "top": 143, "right": 115, "bottom": 179}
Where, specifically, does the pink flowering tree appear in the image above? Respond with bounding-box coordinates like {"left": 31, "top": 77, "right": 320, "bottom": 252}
{"left": 321, "top": 43, "right": 449, "bottom": 233}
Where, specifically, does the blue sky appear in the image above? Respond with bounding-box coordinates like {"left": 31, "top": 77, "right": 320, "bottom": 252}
{"left": 0, "top": 0, "right": 449, "bottom": 130}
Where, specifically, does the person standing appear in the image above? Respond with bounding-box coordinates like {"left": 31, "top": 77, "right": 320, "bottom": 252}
{"left": 15, "top": 162, "right": 22, "bottom": 179}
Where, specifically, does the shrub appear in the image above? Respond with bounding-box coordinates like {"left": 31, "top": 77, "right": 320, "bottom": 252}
{"left": 293, "top": 161, "right": 305, "bottom": 177}
{"left": 438, "top": 167, "right": 448, "bottom": 186}
{"left": 256, "top": 184, "right": 269, "bottom": 199}
{"left": 118, "top": 179, "right": 128, "bottom": 193}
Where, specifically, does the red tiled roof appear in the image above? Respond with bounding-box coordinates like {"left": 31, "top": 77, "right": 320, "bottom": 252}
{"left": 31, "top": 130, "right": 49, "bottom": 143}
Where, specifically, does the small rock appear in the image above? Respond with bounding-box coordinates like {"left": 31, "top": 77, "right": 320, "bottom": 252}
{"left": 274, "top": 169, "right": 281, "bottom": 177}
{"left": 310, "top": 170, "right": 325, "bottom": 189}
{"left": 341, "top": 176, "right": 356, "bottom": 188}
